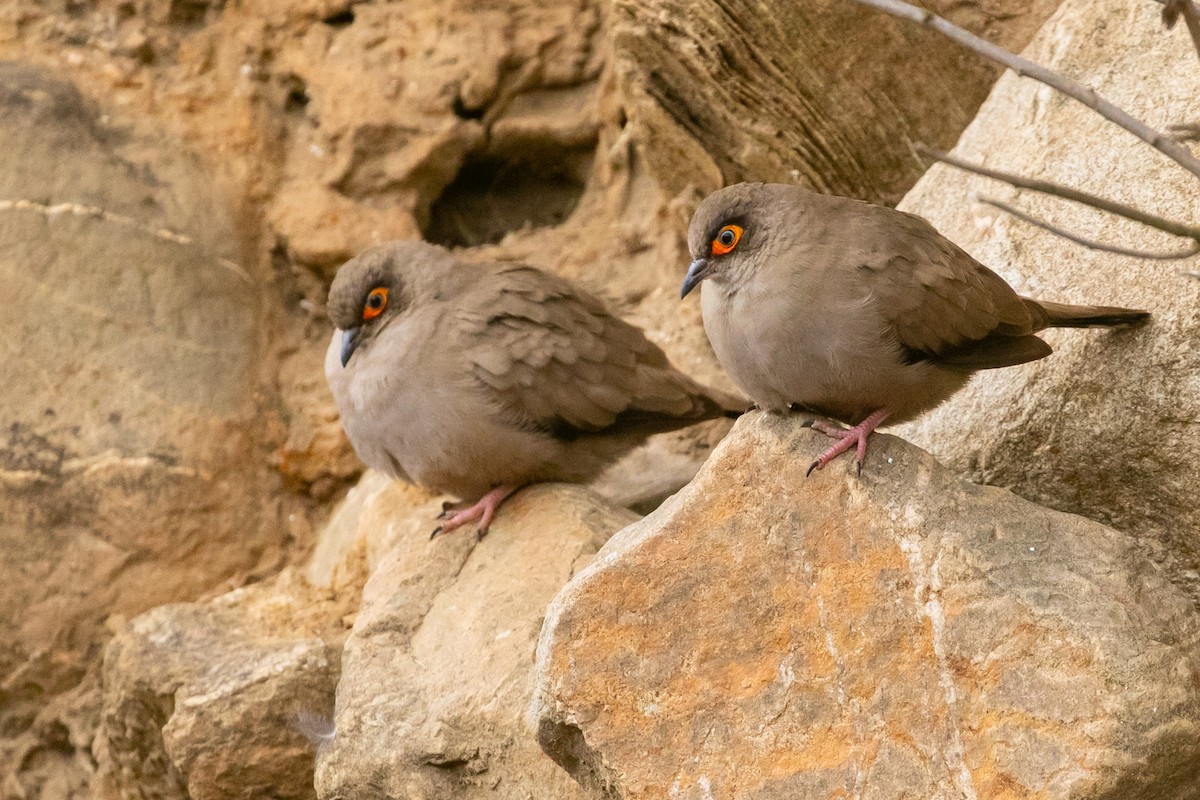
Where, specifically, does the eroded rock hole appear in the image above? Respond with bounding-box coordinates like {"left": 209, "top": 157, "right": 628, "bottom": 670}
{"left": 535, "top": 720, "right": 619, "bottom": 800}
{"left": 425, "top": 144, "right": 593, "bottom": 248}
{"left": 168, "top": 0, "right": 211, "bottom": 27}
{"left": 281, "top": 75, "right": 309, "bottom": 114}
{"left": 451, "top": 93, "right": 486, "bottom": 121}
{"left": 322, "top": 7, "right": 355, "bottom": 27}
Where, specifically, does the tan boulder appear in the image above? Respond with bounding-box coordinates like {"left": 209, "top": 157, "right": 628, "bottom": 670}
{"left": 533, "top": 414, "right": 1200, "bottom": 798}
{"left": 315, "top": 484, "right": 638, "bottom": 800}
{"left": 0, "top": 0, "right": 1170, "bottom": 797}
{"left": 93, "top": 471, "right": 418, "bottom": 800}
{"left": 88, "top": 463, "right": 712, "bottom": 799}
{"left": 894, "top": 0, "right": 1200, "bottom": 601}
{"left": 96, "top": 575, "right": 344, "bottom": 800}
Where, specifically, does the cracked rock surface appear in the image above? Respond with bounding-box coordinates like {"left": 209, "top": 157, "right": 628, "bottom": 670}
{"left": 315, "top": 483, "right": 637, "bottom": 800}
{"left": 4, "top": 0, "right": 1186, "bottom": 795}
{"left": 0, "top": 62, "right": 289, "bottom": 798}
{"left": 532, "top": 413, "right": 1200, "bottom": 799}
{"left": 97, "top": 577, "right": 343, "bottom": 800}
{"left": 896, "top": 0, "right": 1200, "bottom": 605}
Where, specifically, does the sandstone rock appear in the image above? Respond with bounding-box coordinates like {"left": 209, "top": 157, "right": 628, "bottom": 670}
{"left": 0, "top": 63, "right": 285, "bottom": 793}
{"left": 316, "top": 484, "right": 638, "bottom": 800}
{"left": 272, "top": 336, "right": 363, "bottom": 500}
{"left": 94, "top": 467, "right": 415, "bottom": 800}
{"left": 0, "top": 0, "right": 1164, "bottom": 797}
{"left": 894, "top": 0, "right": 1200, "bottom": 601}
{"left": 266, "top": 181, "right": 421, "bottom": 275}
{"left": 533, "top": 414, "right": 1200, "bottom": 798}
{"left": 97, "top": 573, "right": 345, "bottom": 800}
{"left": 94, "top": 469, "right": 629, "bottom": 800}
{"left": 611, "top": 0, "right": 1060, "bottom": 204}
{"left": 590, "top": 431, "right": 727, "bottom": 515}
{"left": 305, "top": 471, "right": 447, "bottom": 594}
{"left": 267, "top": 0, "right": 605, "bottom": 273}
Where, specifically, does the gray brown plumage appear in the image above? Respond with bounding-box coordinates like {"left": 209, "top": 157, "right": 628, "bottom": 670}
{"left": 680, "top": 182, "right": 1149, "bottom": 473}
{"left": 325, "top": 241, "right": 743, "bottom": 533}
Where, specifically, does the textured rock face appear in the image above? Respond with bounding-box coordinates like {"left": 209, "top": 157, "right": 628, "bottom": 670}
{"left": 97, "top": 476, "right": 638, "bottom": 800}
{"left": 315, "top": 484, "right": 637, "bottom": 800}
{"left": 1, "top": 0, "right": 1185, "bottom": 797}
{"left": 265, "top": 0, "right": 606, "bottom": 273}
{"left": 611, "top": 0, "right": 1060, "bottom": 203}
{"left": 894, "top": 0, "right": 1200, "bottom": 602}
{"left": 533, "top": 414, "right": 1200, "bottom": 798}
{"left": 97, "top": 578, "right": 344, "bottom": 800}
{"left": 94, "top": 473, "right": 414, "bottom": 800}
{"left": 0, "top": 63, "right": 285, "bottom": 795}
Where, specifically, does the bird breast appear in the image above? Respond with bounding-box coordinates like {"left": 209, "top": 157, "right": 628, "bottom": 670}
{"left": 324, "top": 316, "right": 559, "bottom": 499}
{"left": 324, "top": 316, "right": 466, "bottom": 484}
{"left": 699, "top": 276, "right": 935, "bottom": 422}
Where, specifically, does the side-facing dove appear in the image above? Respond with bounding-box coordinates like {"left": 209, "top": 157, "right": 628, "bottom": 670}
{"left": 681, "top": 182, "right": 1149, "bottom": 474}
{"left": 327, "top": 241, "right": 744, "bottom": 535}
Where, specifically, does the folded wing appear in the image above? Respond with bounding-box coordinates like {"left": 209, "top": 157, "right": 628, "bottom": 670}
{"left": 862, "top": 211, "right": 1053, "bottom": 370}
{"left": 460, "top": 265, "right": 742, "bottom": 439}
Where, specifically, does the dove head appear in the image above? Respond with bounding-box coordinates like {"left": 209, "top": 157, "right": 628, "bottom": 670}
{"left": 327, "top": 240, "right": 450, "bottom": 367}
{"left": 681, "top": 182, "right": 815, "bottom": 299}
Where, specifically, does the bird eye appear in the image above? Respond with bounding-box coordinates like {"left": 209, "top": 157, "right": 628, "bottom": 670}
{"left": 711, "top": 224, "right": 743, "bottom": 256}
{"left": 362, "top": 287, "right": 388, "bottom": 320}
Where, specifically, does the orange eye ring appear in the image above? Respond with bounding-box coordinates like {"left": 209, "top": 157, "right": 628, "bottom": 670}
{"left": 710, "top": 224, "right": 743, "bottom": 256}
{"left": 362, "top": 287, "right": 388, "bottom": 321}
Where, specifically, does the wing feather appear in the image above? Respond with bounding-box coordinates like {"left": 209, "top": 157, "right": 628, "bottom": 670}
{"left": 459, "top": 264, "right": 740, "bottom": 437}
{"left": 861, "top": 211, "right": 1049, "bottom": 370}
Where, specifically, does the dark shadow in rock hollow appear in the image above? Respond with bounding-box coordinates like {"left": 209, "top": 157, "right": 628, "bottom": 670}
{"left": 424, "top": 142, "right": 593, "bottom": 249}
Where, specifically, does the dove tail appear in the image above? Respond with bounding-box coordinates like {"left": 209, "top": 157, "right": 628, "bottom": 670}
{"left": 1025, "top": 299, "right": 1150, "bottom": 330}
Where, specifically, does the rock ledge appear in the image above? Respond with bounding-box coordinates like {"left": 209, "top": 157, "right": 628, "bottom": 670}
{"left": 533, "top": 413, "right": 1200, "bottom": 799}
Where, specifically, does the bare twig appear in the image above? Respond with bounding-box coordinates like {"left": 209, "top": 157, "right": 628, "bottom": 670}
{"left": 918, "top": 145, "right": 1200, "bottom": 240}
{"left": 979, "top": 195, "right": 1200, "bottom": 260}
{"left": 847, "top": 0, "right": 1200, "bottom": 181}
{"left": 1169, "top": 123, "right": 1200, "bottom": 142}
{"left": 1160, "top": 0, "right": 1200, "bottom": 66}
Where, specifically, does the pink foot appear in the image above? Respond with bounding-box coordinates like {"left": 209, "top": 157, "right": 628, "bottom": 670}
{"left": 431, "top": 485, "right": 520, "bottom": 540}
{"left": 803, "top": 409, "right": 891, "bottom": 477}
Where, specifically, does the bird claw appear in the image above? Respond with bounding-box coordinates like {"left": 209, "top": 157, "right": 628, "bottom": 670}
{"left": 429, "top": 525, "right": 443, "bottom": 540}
{"left": 427, "top": 485, "right": 519, "bottom": 541}
{"left": 804, "top": 409, "right": 891, "bottom": 478}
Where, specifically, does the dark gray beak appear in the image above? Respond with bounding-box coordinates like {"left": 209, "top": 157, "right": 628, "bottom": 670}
{"left": 680, "top": 258, "right": 712, "bottom": 299}
{"left": 339, "top": 328, "right": 361, "bottom": 367}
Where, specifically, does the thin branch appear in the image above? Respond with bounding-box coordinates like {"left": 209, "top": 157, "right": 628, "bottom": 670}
{"left": 918, "top": 145, "right": 1200, "bottom": 240}
{"left": 979, "top": 195, "right": 1200, "bottom": 260}
{"left": 847, "top": 0, "right": 1200, "bottom": 181}
{"left": 1160, "top": 0, "right": 1200, "bottom": 66}
{"left": 1169, "top": 123, "right": 1200, "bottom": 142}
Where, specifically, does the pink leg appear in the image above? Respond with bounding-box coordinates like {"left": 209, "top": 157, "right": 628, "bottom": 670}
{"left": 431, "top": 485, "right": 520, "bottom": 540}
{"left": 803, "top": 409, "right": 891, "bottom": 477}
